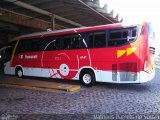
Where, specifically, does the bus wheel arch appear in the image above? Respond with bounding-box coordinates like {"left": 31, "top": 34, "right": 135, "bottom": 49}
{"left": 15, "top": 66, "right": 23, "bottom": 78}
{"left": 79, "top": 68, "right": 96, "bottom": 87}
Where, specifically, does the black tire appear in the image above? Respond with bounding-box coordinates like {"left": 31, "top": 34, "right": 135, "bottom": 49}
{"left": 80, "top": 70, "right": 96, "bottom": 87}
{"left": 15, "top": 68, "right": 23, "bottom": 78}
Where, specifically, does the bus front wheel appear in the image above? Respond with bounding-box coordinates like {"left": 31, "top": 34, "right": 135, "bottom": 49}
{"left": 15, "top": 68, "right": 23, "bottom": 78}
{"left": 80, "top": 70, "right": 96, "bottom": 87}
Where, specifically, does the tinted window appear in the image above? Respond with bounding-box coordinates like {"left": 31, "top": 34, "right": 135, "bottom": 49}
{"left": 94, "top": 31, "right": 106, "bottom": 48}
{"left": 89, "top": 33, "right": 94, "bottom": 48}
{"left": 30, "top": 39, "right": 40, "bottom": 51}
{"left": 122, "top": 31, "right": 128, "bottom": 38}
{"left": 72, "top": 36, "right": 81, "bottom": 49}
{"left": 16, "top": 39, "right": 40, "bottom": 54}
{"left": 132, "top": 29, "right": 136, "bottom": 37}
{"left": 29, "top": 38, "right": 49, "bottom": 52}
{"left": 108, "top": 27, "right": 137, "bottom": 47}
{"left": 16, "top": 34, "right": 84, "bottom": 53}
{"left": 79, "top": 38, "right": 86, "bottom": 49}
{"left": 109, "top": 31, "right": 121, "bottom": 39}
{"left": 63, "top": 36, "right": 72, "bottom": 50}
{"left": 62, "top": 35, "right": 81, "bottom": 50}
{"left": 16, "top": 40, "right": 25, "bottom": 54}
{"left": 88, "top": 31, "right": 106, "bottom": 48}
{"left": 45, "top": 38, "right": 60, "bottom": 51}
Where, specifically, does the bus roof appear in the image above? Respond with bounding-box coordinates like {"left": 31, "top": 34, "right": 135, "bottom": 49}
{"left": 14, "top": 22, "right": 141, "bottom": 41}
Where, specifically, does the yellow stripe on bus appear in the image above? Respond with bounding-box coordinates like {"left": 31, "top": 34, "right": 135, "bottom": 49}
{"left": 117, "top": 47, "right": 137, "bottom": 58}
{"left": 117, "top": 50, "right": 126, "bottom": 58}
{"left": 10, "top": 40, "right": 19, "bottom": 67}
{"left": 127, "top": 47, "right": 137, "bottom": 56}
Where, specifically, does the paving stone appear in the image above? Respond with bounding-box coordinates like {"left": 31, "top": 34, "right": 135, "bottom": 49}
{"left": 0, "top": 70, "right": 160, "bottom": 119}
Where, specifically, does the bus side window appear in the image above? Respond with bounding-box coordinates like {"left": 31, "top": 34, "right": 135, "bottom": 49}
{"left": 15, "top": 40, "right": 25, "bottom": 54}
{"left": 24, "top": 40, "right": 31, "bottom": 52}
{"left": 109, "top": 31, "right": 121, "bottom": 39}
{"left": 45, "top": 37, "right": 60, "bottom": 51}
{"left": 108, "top": 27, "right": 137, "bottom": 47}
{"left": 88, "top": 31, "right": 106, "bottom": 48}
{"left": 132, "top": 29, "right": 137, "bottom": 37}
{"left": 94, "top": 31, "right": 106, "bottom": 48}
{"left": 71, "top": 36, "right": 80, "bottom": 49}
{"left": 25, "top": 37, "right": 47, "bottom": 51}
{"left": 63, "top": 36, "right": 72, "bottom": 50}
{"left": 30, "top": 38, "right": 42, "bottom": 51}
{"left": 40, "top": 37, "right": 51, "bottom": 51}
{"left": 89, "top": 33, "right": 94, "bottom": 48}
{"left": 108, "top": 30, "right": 125, "bottom": 46}
{"left": 62, "top": 35, "right": 81, "bottom": 50}
{"left": 79, "top": 38, "right": 86, "bottom": 49}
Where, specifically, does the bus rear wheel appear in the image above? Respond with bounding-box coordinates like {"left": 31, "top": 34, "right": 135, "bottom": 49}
{"left": 80, "top": 70, "right": 96, "bottom": 87}
{"left": 16, "top": 68, "right": 23, "bottom": 78}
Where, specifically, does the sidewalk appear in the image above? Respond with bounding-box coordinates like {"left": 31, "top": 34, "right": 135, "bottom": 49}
{"left": 0, "top": 76, "right": 81, "bottom": 92}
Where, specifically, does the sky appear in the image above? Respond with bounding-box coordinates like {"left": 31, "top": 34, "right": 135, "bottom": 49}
{"left": 99, "top": 0, "right": 160, "bottom": 47}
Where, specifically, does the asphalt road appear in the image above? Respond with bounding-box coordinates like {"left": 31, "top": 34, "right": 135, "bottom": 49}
{"left": 0, "top": 70, "right": 160, "bottom": 120}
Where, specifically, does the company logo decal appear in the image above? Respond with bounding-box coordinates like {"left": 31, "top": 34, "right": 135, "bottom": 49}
{"left": 19, "top": 54, "right": 38, "bottom": 59}
{"left": 117, "top": 47, "right": 137, "bottom": 58}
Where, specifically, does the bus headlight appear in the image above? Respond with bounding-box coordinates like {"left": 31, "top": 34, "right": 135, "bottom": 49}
{"left": 0, "top": 55, "right": 1, "bottom": 59}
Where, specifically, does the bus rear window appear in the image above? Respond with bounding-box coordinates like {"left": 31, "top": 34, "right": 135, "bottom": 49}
{"left": 108, "top": 27, "right": 137, "bottom": 47}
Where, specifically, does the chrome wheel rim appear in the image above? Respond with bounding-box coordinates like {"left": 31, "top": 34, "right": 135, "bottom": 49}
{"left": 18, "top": 70, "right": 22, "bottom": 77}
{"left": 83, "top": 74, "right": 91, "bottom": 84}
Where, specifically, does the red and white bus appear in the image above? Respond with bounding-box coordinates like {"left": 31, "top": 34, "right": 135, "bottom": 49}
{"left": 0, "top": 22, "right": 156, "bottom": 86}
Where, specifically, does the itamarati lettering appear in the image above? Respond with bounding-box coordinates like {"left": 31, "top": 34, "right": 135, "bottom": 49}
{"left": 25, "top": 55, "right": 38, "bottom": 59}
